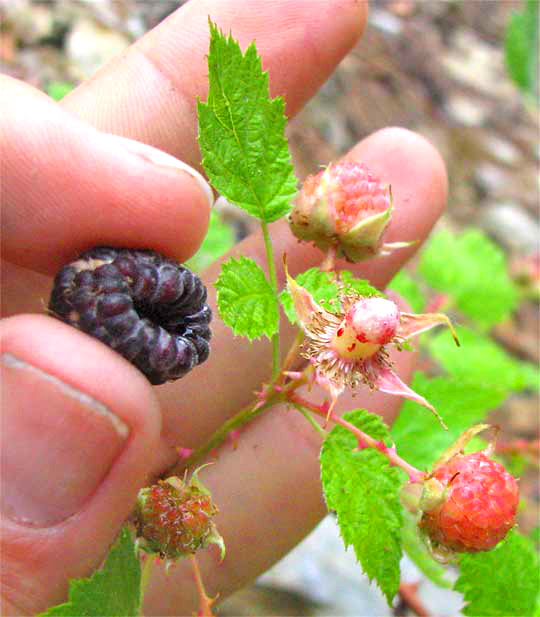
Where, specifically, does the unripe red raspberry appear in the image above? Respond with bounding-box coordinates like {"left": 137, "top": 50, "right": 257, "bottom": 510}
{"left": 134, "top": 475, "right": 224, "bottom": 561}
{"left": 419, "top": 452, "right": 519, "bottom": 554}
{"left": 288, "top": 162, "right": 394, "bottom": 262}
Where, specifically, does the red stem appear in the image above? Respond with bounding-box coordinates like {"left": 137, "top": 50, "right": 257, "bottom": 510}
{"left": 190, "top": 554, "right": 216, "bottom": 617}
{"left": 289, "top": 393, "right": 426, "bottom": 484}
{"left": 398, "top": 582, "right": 431, "bottom": 617}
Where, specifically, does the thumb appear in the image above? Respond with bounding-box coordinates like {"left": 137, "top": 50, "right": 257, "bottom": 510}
{"left": 0, "top": 315, "right": 162, "bottom": 615}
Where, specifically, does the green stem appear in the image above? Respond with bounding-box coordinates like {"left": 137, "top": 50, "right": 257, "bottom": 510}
{"left": 173, "top": 368, "right": 310, "bottom": 474}
{"left": 139, "top": 554, "right": 154, "bottom": 613}
{"left": 173, "top": 398, "right": 275, "bottom": 473}
{"left": 261, "top": 220, "right": 280, "bottom": 379}
{"left": 293, "top": 404, "right": 328, "bottom": 438}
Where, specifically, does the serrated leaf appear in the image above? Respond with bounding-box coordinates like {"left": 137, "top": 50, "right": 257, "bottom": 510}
{"left": 40, "top": 525, "right": 140, "bottom": 616}
{"left": 420, "top": 229, "right": 518, "bottom": 328}
{"left": 321, "top": 410, "right": 403, "bottom": 604}
{"left": 279, "top": 267, "right": 382, "bottom": 323}
{"left": 198, "top": 21, "right": 297, "bottom": 223}
{"left": 339, "top": 270, "right": 384, "bottom": 299}
{"left": 455, "top": 530, "right": 540, "bottom": 616}
{"left": 391, "top": 373, "right": 505, "bottom": 471}
{"left": 428, "top": 326, "right": 539, "bottom": 394}
{"left": 401, "top": 511, "right": 453, "bottom": 590}
{"left": 388, "top": 270, "right": 426, "bottom": 313}
{"left": 186, "top": 211, "right": 236, "bottom": 273}
{"left": 215, "top": 256, "right": 279, "bottom": 340}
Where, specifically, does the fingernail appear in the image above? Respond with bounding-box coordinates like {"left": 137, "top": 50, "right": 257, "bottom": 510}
{"left": 0, "top": 353, "right": 129, "bottom": 527}
{"left": 104, "top": 133, "right": 214, "bottom": 208}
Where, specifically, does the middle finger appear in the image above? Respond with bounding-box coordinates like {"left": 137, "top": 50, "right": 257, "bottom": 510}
{"left": 61, "top": 0, "right": 368, "bottom": 167}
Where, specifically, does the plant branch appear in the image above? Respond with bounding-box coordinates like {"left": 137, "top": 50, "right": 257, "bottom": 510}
{"left": 173, "top": 367, "right": 311, "bottom": 473}
{"left": 261, "top": 220, "right": 280, "bottom": 379}
{"left": 292, "top": 403, "right": 328, "bottom": 438}
{"left": 190, "top": 554, "right": 216, "bottom": 617}
{"left": 173, "top": 398, "right": 275, "bottom": 473}
{"left": 289, "top": 393, "right": 427, "bottom": 484}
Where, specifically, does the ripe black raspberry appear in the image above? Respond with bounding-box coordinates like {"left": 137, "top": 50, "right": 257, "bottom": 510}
{"left": 49, "top": 247, "right": 212, "bottom": 384}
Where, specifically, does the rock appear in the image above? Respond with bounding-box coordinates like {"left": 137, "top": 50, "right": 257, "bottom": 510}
{"left": 3, "top": 1, "right": 56, "bottom": 45}
{"left": 480, "top": 134, "right": 522, "bottom": 166}
{"left": 251, "top": 515, "right": 464, "bottom": 616}
{"left": 481, "top": 202, "right": 540, "bottom": 253}
{"left": 445, "top": 95, "right": 488, "bottom": 127}
{"left": 473, "top": 163, "right": 508, "bottom": 196}
{"left": 256, "top": 516, "right": 391, "bottom": 616}
{"left": 369, "top": 9, "right": 403, "bottom": 37}
{"left": 441, "top": 29, "right": 514, "bottom": 99}
{"left": 66, "top": 17, "right": 130, "bottom": 80}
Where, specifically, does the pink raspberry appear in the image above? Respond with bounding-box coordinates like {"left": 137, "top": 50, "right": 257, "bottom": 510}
{"left": 288, "top": 161, "right": 393, "bottom": 262}
{"left": 419, "top": 452, "right": 519, "bottom": 553}
{"left": 345, "top": 297, "right": 400, "bottom": 345}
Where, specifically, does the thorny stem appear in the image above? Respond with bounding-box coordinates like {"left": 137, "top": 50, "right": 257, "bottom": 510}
{"left": 288, "top": 393, "right": 427, "bottom": 484}
{"left": 174, "top": 366, "right": 310, "bottom": 473}
{"left": 275, "top": 330, "right": 305, "bottom": 386}
{"left": 190, "top": 554, "right": 216, "bottom": 617}
{"left": 320, "top": 244, "right": 338, "bottom": 272}
{"left": 173, "top": 398, "right": 275, "bottom": 473}
{"left": 261, "top": 220, "right": 281, "bottom": 380}
{"left": 292, "top": 403, "right": 328, "bottom": 438}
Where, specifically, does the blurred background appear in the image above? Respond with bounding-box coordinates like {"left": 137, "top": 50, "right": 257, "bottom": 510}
{"left": 1, "top": 1, "right": 538, "bottom": 615}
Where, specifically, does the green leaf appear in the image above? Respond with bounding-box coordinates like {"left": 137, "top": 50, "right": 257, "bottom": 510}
{"left": 428, "top": 326, "right": 539, "bottom": 394}
{"left": 401, "top": 511, "right": 453, "bottom": 590}
{"left": 46, "top": 81, "right": 74, "bottom": 101}
{"left": 40, "top": 526, "right": 141, "bottom": 616}
{"left": 320, "top": 410, "right": 403, "bottom": 604}
{"left": 388, "top": 270, "right": 426, "bottom": 313}
{"left": 215, "top": 256, "right": 279, "bottom": 340}
{"left": 186, "top": 211, "right": 236, "bottom": 273}
{"left": 419, "top": 229, "right": 518, "bottom": 328}
{"left": 339, "top": 270, "right": 384, "bottom": 299}
{"left": 455, "top": 530, "right": 540, "bottom": 616}
{"left": 391, "top": 373, "right": 506, "bottom": 471}
{"left": 279, "top": 267, "right": 382, "bottom": 323}
{"left": 198, "top": 21, "right": 297, "bottom": 223}
{"left": 505, "top": 0, "right": 539, "bottom": 102}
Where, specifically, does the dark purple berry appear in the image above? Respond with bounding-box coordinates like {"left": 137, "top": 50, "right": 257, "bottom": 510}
{"left": 48, "top": 247, "right": 212, "bottom": 385}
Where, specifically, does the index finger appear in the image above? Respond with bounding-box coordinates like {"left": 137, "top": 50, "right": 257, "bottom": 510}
{"left": 61, "top": 0, "right": 368, "bottom": 165}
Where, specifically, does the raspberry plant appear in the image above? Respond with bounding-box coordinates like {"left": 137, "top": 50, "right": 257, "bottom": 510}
{"left": 42, "top": 21, "right": 539, "bottom": 617}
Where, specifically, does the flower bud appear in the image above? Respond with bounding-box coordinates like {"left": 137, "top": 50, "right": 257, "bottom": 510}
{"left": 288, "top": 162, "right": 393, "bottom": 262}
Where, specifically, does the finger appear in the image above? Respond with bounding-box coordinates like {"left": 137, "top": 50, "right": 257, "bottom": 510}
{"left": 155, "top": 127, "right": 447, "bottom": 449}
{"left": 144, "top": 345, "right": 416, "bottom": 614}
{"left": 1, "top": 76, "right": 213, "bottom": 275}
{"left": 0, "top": 314, "right": 161, "bottom": 615}
{"left": 61, "top": 0, "right": 368, "bottom": 166}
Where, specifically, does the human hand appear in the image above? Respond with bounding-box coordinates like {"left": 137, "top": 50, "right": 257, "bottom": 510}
{"left": 0, "top": 1, "right": 448, "bottom": 614}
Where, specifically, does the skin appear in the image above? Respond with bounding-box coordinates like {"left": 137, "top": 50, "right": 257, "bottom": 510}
{"left": 0, "top": 1, "right": 448, "bottom": 614}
